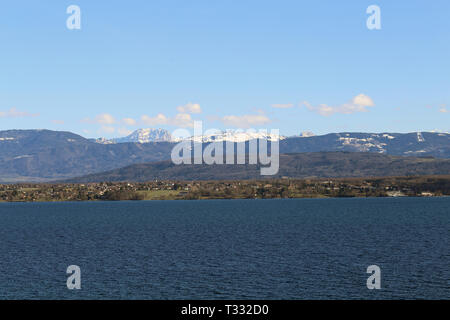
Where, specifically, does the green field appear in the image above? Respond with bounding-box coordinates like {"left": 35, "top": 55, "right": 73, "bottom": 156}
{"left": 136, "top": 190, "right": 181, "bottom": 200}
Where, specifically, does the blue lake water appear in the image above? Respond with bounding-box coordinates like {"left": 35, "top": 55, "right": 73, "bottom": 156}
{"left": 0, "top": 198, "right": 449, "bottom": 299}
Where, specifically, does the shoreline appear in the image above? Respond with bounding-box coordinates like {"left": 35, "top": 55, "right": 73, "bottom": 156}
{"left": 0, "top": 195, "right": 449, "bottom": 204}
{"left": 1, "top": 175, "right": 449, "bottom": 203}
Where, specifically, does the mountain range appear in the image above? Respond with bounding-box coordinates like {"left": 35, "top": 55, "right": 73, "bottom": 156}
{"left": 94, "top": 128, "right": 173, "bottom": 144}
{"left": 94, "top": 128, "right": 283, "bottom": 143}
{"left": 64, "top": 152, "right": 450, "bottom": 183}
{"left": 0, "top": 129, "right": 449, "bottom": 183}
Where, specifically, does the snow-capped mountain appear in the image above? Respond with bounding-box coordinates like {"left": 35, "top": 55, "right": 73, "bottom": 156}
{"left": 91, "top": 129, "right": 450, "bottom": 158}
{"left": 95, "top": 129, "right": 173, "bottom": 144}
{"left": 95, "top": 129, "right": 285, "bottom": 144}
{"left": 0, "top": 129, "right": 449, "bottom": 182}
{"left": 185, "top": 131, "right": 286, "bottom": 143}
{"left": 116, "top": 129, "right": 173, "bottom": 143}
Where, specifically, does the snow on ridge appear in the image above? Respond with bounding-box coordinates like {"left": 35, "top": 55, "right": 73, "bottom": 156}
{"left": 338, "top": 136, "right": 387, "bottom": 153}
{"left": 417, "top": 132, "right": 425, "bottom": 142}
{"left": 186, "top": 131, "right": 285, "bottom": 143}
{"left": 299, "top": 131, "right": 315, "bottom": 138}
{"left": 95, "top": 129, "right": 286, "bottom": 144}
{"left": 93, "top": 130, "right": 448, "bottom": 145}
{"left": 14, "top": 155, "right": 33, "bottom": 159}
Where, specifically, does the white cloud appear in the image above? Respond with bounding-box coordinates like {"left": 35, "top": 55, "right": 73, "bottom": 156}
{"left": 177, "top": 103, "right": 202, "bottom": 114}
{"left": 96, "top": 113, "right": 116, "bottom": 124}
{"left": 221, "top": 114, "right": 271, "bottom": 128}
{"left": 140, "top": 112, "right": 194, "bottom": 128}
{"left": 272, "top": 103, "right": 294, "bottom": 109}
{"left": 122, "top": 118, "right": 137, "bottom": 126}
{"left": 352, "top": 94, "right": 374, "bottom": 107}
{"left": 82, "top": 113, "right": 116, "bottom": 125}
{"left": 439, "top": 107, "right": 448, "bottom": 113}
{"left": 0, "top": 107, "right": 39, "bottom": 118}
{"left": 81, "top": 103, "right": 201, "bottom": 132}
{"left": 171, "top": 113, "right": 194, "bottom": 128}
{"left": 302, "top": 94, "right": 375, "bottom": 116}
{"left": 141, "top": 113, "right": 168, "bottom": 126}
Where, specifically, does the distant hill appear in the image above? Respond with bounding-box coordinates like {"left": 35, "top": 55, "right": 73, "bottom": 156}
{"left": 281, "top": 132, "right": 450, "bottom": 157}
{"left": 63, "top": 152, "right": 450, "bottom": 183}
{"left": 0, "top": 130, "right": 175, "bottom": 183}
{"left": 0, "top": 129, "right": 449, "bottom": 183}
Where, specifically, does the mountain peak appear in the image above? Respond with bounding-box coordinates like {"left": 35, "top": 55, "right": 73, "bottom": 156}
{"left": 115, "top": 128, "right": 173, "bottom": 143}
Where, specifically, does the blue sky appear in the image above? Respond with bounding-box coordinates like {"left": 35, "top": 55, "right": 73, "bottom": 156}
{"left": 0, "top": 0, "right": 449, "bottom": 138}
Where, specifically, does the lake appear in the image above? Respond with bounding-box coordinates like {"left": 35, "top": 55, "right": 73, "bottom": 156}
{"left": 0, "top": 198, "right": 449, "bottom": 299}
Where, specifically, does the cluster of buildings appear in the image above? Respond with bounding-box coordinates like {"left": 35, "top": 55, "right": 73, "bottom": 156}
{"left": 0, "top": 176, "right": 446, "bottom": 202}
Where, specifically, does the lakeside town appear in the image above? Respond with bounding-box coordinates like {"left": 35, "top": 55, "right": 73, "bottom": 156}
{"left": 0, "top": 175, "right": 449, "bottom": 202}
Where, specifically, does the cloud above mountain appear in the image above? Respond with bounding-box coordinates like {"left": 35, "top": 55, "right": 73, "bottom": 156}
{"left": 116, "top": 103, "right": 202, "bottom": 130}
{"left": 79, "top": 102, "right": 279, "bottom": 136}
{"left": 122, "top": 118, "right": 137, "bottom": 126}
{"left": 140, "top": 113, "right": 194, "bottom": 128}
{"left": 82, "top": 113, "right": 116, "bottom": 125}
{"left": 221, "top": 113, "right": 271, "bottom": 128}
{"left": 302, "top": 94, "right": 375, "bottom": 116}
{"left": 272, "top": 104, "right": 294, "bottom": 109}
{"left": 176, "top": 103, "right": 202, "bottom": 114}
{"left": 171, "top": 113, "right": 194, "bottom": 128}
{"left": 141, "top": 113, "right": 168, "bottom": 126}
{"left": 0, "top": 107, "right": 39, "bottom": 118}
